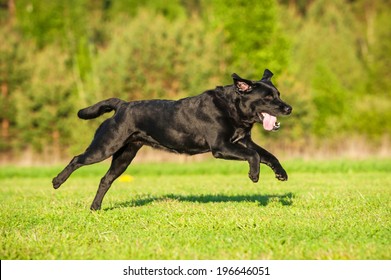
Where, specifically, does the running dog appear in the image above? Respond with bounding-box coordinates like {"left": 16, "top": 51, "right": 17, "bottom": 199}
{"left": 53, "top": 69, "right": 292, "bottom": 210}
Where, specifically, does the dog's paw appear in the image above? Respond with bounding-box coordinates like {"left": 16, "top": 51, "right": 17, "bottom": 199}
{"left": 248, "top": 172, "right": 259, "bottom": 183}
{"left": 275, "top": 169, "right": 288, "bottom": 181}
{"left": 90, "top": 203, "right": 101, "bottom": 211}
{"left": 52, "top": 177, "right": 62, "bottom": 189}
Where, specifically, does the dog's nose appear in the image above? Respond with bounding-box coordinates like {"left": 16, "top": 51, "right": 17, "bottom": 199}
{"left": 284, "top": 105, "right": 292, "bottom": 115}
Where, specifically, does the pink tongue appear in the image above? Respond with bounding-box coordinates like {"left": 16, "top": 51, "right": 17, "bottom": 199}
{"left": 262, "top": 113, "right": 277, "bottom": 131}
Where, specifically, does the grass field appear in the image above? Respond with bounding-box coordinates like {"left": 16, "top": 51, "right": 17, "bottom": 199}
{"left": 0, "top": 159, "right": 390, "bottom": 260}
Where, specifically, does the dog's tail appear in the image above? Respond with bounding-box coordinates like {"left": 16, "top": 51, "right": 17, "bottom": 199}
{"left": 77, "top": 98, "right": 125, "bottom": 120}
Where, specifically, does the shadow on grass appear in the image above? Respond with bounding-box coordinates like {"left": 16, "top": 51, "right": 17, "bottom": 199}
{"left": 105, "top": 192, "right": 294, "bottom": 210}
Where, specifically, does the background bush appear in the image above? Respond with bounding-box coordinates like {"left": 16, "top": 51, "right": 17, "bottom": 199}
{"left": 0, "top": 0, "right": 390, "bottom": 161}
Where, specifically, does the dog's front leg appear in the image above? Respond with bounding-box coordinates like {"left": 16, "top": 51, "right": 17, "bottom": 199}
{"left": 239, "top": 137, "right": 288, "bottom": 181}
{"left": 211, "top": 142, "right": 260, "bottom": 182}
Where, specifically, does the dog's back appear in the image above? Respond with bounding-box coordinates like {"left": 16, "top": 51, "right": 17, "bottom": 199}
{"left": 123, "top": 92, "right": 220, "bottom": 154}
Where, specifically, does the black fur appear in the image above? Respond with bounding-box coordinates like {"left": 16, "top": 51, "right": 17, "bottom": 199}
{"left": 53, "top": 69, "right": 292, "bottom": 210}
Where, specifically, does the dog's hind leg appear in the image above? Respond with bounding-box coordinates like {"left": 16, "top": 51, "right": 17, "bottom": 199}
{"left": 52, "top": 119, "right": 129, "bottom": 189}
{"left": 52, "top": 151, "right": 105, "bottom": 190}
{"left": 90, "top": 143, "right": 142, "bottom": 211}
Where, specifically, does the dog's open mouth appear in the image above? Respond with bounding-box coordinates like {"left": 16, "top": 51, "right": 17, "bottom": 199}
{"left": 257, "top": 112, "right": 280, "bottom": 131}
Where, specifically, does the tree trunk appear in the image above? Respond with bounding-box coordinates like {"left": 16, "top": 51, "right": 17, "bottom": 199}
{"left": 1, "top": 82, "right": 9, "bottom": 141}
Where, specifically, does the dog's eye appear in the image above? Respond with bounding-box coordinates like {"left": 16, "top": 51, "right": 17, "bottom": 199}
{"left": 265, "top": 94, "right": 274, "bottom": 100}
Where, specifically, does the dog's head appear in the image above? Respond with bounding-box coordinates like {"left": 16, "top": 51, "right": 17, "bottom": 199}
{"left": 232, "top": 69, "right": 292, "bottom": 131}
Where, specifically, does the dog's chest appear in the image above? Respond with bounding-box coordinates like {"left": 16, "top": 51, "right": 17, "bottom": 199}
{"left": 230, "top": 127, "right": 251, "bottom": 144}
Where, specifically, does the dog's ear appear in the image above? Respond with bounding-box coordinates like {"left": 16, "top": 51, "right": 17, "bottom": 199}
{"left": 261, "top": 69, "right": 273, "bottom": 81}
{"left": 232, "top": 73, "right": 253, "bottom": 93}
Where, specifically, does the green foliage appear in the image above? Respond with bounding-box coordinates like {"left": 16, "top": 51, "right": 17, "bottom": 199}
{"left": 0, "top": 0, "right": 390, "bottom": 159}
{"left": 204, "top": 0, "right": 289, "bottom": 77}
{"left": 94, "top": 10, "right": 228, "bottom": 101}
{"left": 369, "top": 10, "right": 391, "bottom": 93}
{"left": 15, "top": 0, "right": 91, "bottom": 48}
{"left": 106, "top": 0, "right": 187, "bottom": 20}
{"left": 311, "top": 63, "right": 350, "bottom": 136}
{"left": 1, "top": 160, "right": 390, "bottom": 259}
{"left": 355, "top": 3, "right": 391, "bottom": 140}
{"left": 14, "top": 45, "right": 76, "bottom": 153}
{"left": 277, "top": 0, "right": 390, "bottom": 142}
{"left": 0, "top": 24, "right": 31, "bottom": 151}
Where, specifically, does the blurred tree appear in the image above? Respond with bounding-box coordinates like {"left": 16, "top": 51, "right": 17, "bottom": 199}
{"left": 0, "top": 0, "right": 30, "bottom": 153}
{"left": 0, "top": 0, "right": 389, "bottom": 160}
{"left": 367, "top": 3, "right": 391, "bottom": 96}
{"left": 105, "top": 0, "right": 186, "bottom": 20}
{"left": 281, "top": 0, "right": 366, "bottom": 137}
{"left": 94, "top": 10, "right": 228, "bottom": 101}
{"left": 278, "top": 0, "right": 314, "bottom": 15}
{"left": 14, "top": 45, "right": 76, "bottom": 160}
{"left": 14, "top": 0, "right": 90, "bottom": 47}
{"left": 14, "top": 0, "right": 102, "bottom": 104}
{"left": 352, "top": 0, "right": 391, "bottom": 139}
{"left": 203, "top": 0, "right": 289, "bottom": 78}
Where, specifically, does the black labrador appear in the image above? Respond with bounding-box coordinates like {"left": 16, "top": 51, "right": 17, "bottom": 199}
{"left": 53, "top": 69, "right": 292, "bottom": 210}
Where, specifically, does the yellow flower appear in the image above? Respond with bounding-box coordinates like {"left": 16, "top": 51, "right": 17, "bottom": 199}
{"left": 118, "top": 174, "right": 134, "bottom": 183}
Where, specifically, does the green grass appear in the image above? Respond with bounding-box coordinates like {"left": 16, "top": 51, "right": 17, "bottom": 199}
{"left": 0, "top": 159, "right": 390, "bottom": 260}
